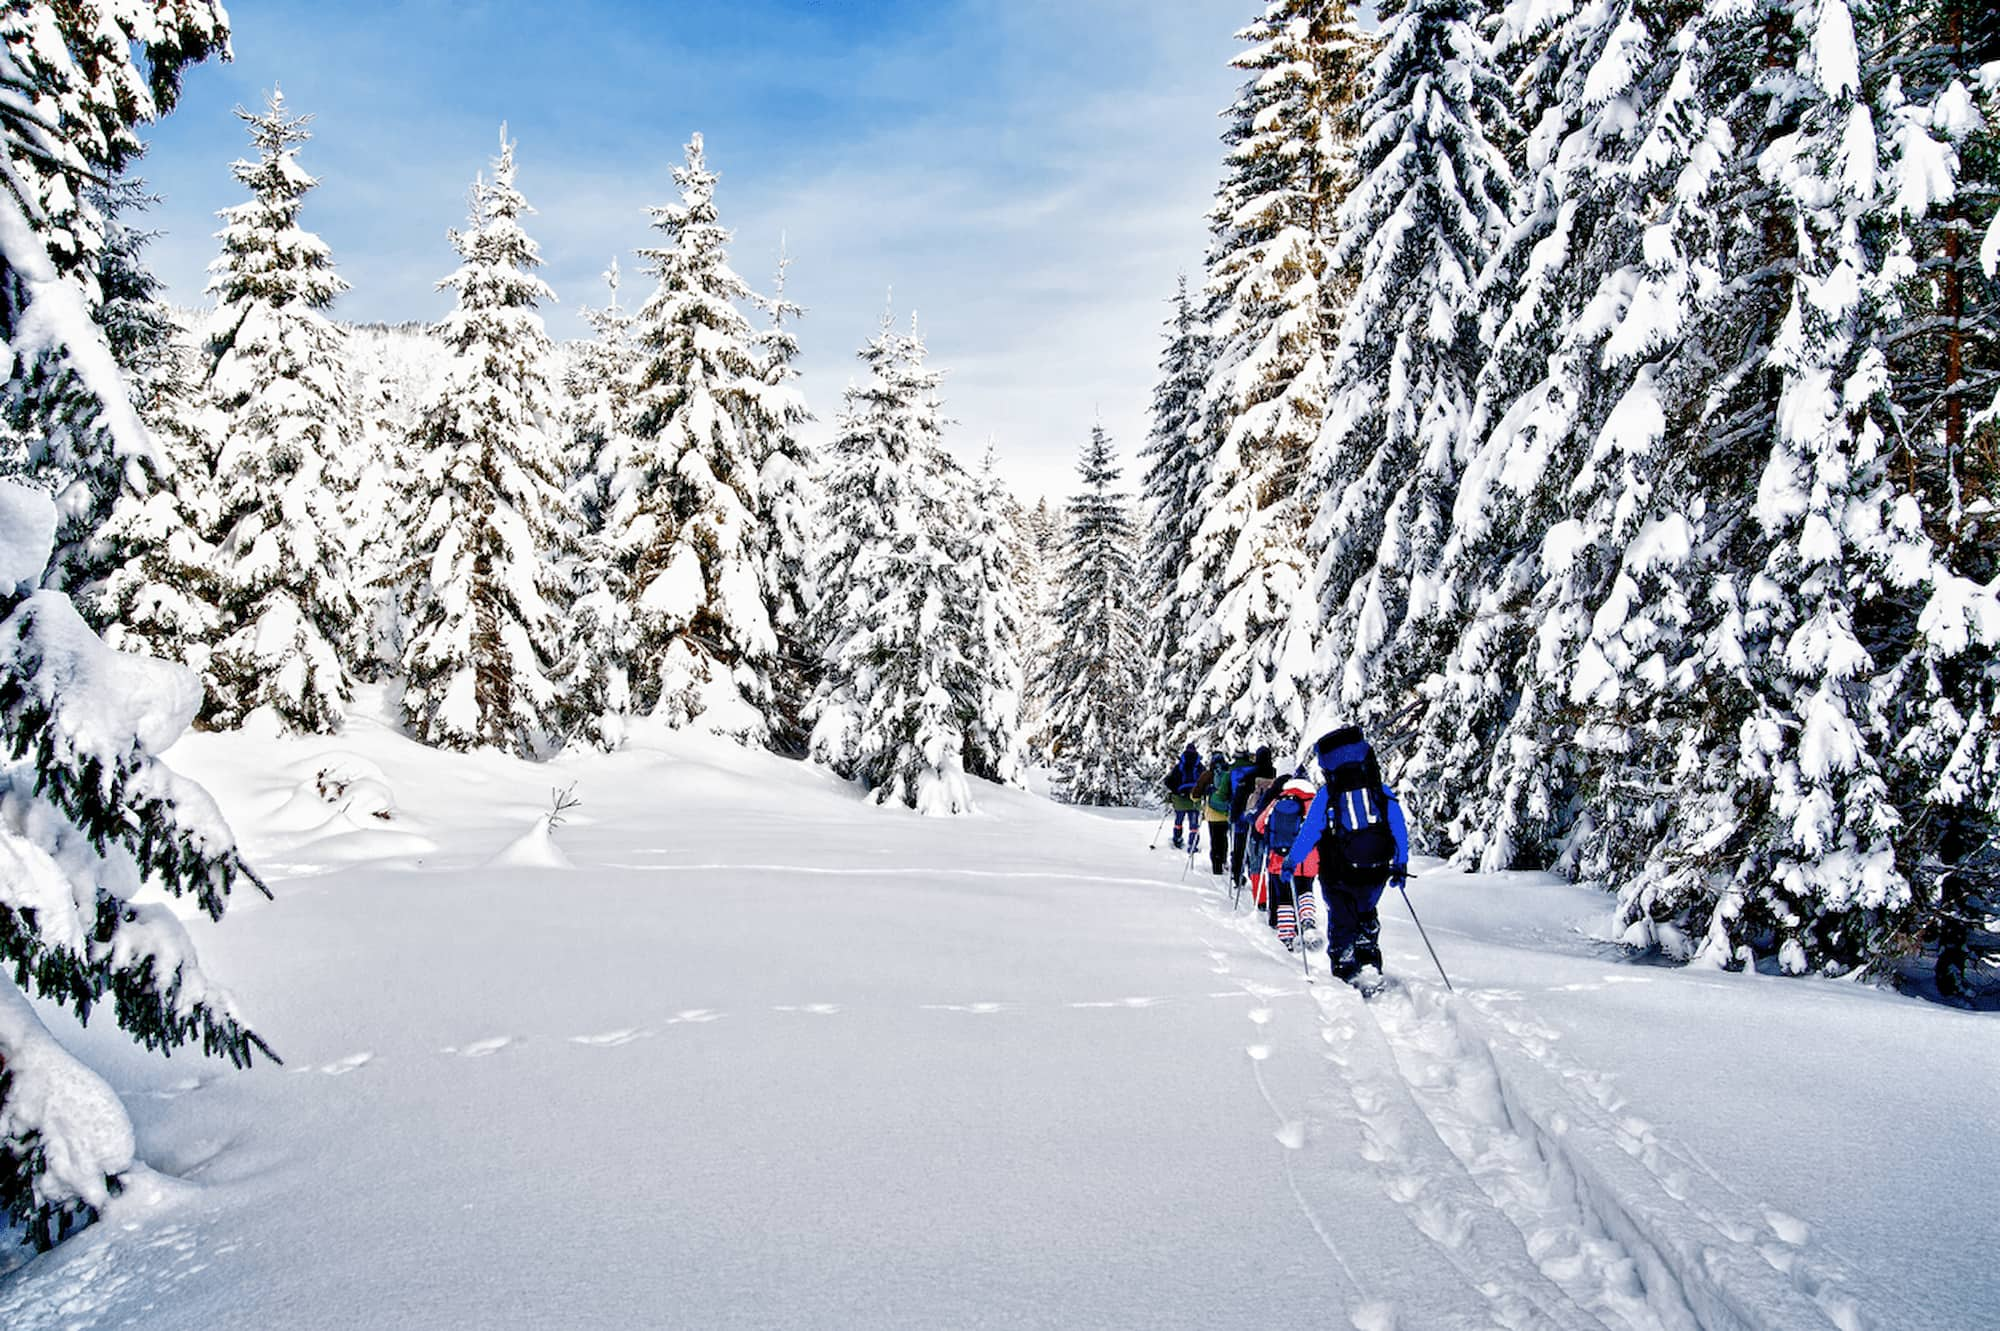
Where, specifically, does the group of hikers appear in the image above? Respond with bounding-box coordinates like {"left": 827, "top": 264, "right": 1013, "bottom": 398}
{"left": 1162, "top": 725, "right": 1409, "bottom": 992}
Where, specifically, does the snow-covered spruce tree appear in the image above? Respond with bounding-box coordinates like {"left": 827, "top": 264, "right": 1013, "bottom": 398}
{"left": 198, "top": 88, "right": 359, "bottom": 733}
{"left": 1873, "top": 0, "right": 2000, "bottom": 992}
{"left": 1417, "top": 0, "right": 2000, "bottom": 978}
{"left": 1182, "top": 0, "right": 1373, "bottom": 752}
{"left": 0, "top": 2, "right": 225, "bottom": 583}
{"left": 963, "top": 445, "right": 1026, "bottom": 785}
{"left": 0, "top": 1, "right": 275, "bottom": 1252}
{"left": 345, "top": 355, "right": 419, "bottom": 681}
{"left": 564, "top": 260, "right": 639, "bottom": 536}
{"left": 1136, "top": 275, "right": 1211, "bottom": 758}
{"left": 1013, "top": 494, "right": 1062, "bottom": 760}
{"left": 1305, "top": 0, "right": 1513, "bottom": 745}
{"left": 1391, "top": 0, "right": 1704, "bottom": 867}
{"left": 808, "top": 319, "right": 977, "bottom": 814}
{"left": 1879, "top": 0, "right": 1998, "bottom": 573}
{"left": 1042, "top": 425, "right": 1145, "bottom": 805}
{"left": 1654, "top": 0, "right": 2000, "bottom": 977}
{"left": 73, "top": 178, "right": 223, "bottom": 672}
{"left": 0, "top": 480, "right": 272, "bottom": 1251}
{"left": 554, "top": 262, "right": 640, "bottom": 751}
{"left": 750, "top": 246, "right": 821, "bottom": 750}
{"left": 399, "top": 131, "right": 571, "bottom": 756}
{"left": 603, "top": 134, "right": 791, "bottom": 739}
{"left": 1527, "top": 0, "right": 1877, "bottom": 969}
{"left": 88, "top": 179, "right": 182, "bottom": 408}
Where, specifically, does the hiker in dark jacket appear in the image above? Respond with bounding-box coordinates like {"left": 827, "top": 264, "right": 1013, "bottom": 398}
{"left": 1244, "top": 759, "right": 1293, "bottom": 915}
{"left": 1285, "top": 726, "right": 1409, "bottom": 987}
{"left": 1163, "top": 743, "right": 1202, "bottom": 850}
{"left": 1228, "top": 746, "right": 1275, "bottom": 889}
{"left": 1201, "top": 749, "right": 1232, "bottom": 875}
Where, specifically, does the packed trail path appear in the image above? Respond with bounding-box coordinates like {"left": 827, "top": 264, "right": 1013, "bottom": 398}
{"left": 2, "top": 696, "right": 1990, "bottom": 1329}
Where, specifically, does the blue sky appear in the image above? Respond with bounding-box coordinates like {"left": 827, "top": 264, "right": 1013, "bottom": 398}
{"left": 136, "top": 0, "right": 1245, "bottom": 502}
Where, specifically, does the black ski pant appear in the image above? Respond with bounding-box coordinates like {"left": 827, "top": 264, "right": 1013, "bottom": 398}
{"left": 1206, "top": 819, "right": 1229, "bottom": 875}
{"left": 1230, "top": 824, "right": 1251, "bottom": 885}
{"left": 1323, "top": 875, "right": 1386, "bottom": 980}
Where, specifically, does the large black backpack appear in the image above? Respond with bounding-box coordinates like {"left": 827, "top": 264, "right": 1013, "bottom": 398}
{"left": 1316, "top": 727, "right": 1396, "bottom": 875}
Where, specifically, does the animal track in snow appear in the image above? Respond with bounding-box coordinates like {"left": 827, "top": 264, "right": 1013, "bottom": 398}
{"left": 443, "top": 1036, "right": 517, "bottom": 1058}
{"left": 773, "top": 1003, "right": 843, "bottom": 1015}
{"left": 1067, "top": 996, "right": 1167, "bottom": 1009}
{"left": 320, "top": 1052, "right": 373, "bottom": 1075}
{"left": 1248, "top": 1007, "right": 1274, "bottom": 1026}
{"left": 921, "top": 1002, "right": 1007, "bottom": 1014}
{"left": 1763, "top": 1208, "right": 1811, "bottom": 1245}
{"left": 1246, "top": 1044, "right": 1272, "bottom": 1061}
{"left": 136, "top": 1076, "right": 209, "bottom": 1099}
{"left": 570, "top": 1028, "right": 647, "bottom": 1047}
{"left": 665, "top": 1009, "right": 723, "bottom": 1025}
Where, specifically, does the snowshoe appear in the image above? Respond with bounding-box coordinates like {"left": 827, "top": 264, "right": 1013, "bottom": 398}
{"left": 1350, "top": 966, "right": 1387, "bottom": 999}
{"left": 1299, "top": 925, "right": 1323, "bottom": 953}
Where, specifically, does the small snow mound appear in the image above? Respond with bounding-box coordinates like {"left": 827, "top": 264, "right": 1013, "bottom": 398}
{"left": 487, "top": 816, "right": 571, "bottom": 869}
{"left": 1348, "top": 1300, "right": 1398, "bottom": 1331}
{"left": 0, "top": 983, "right": 135, "bottom": 1213}
{"left": 236, "top": 704, "right": 288, "bottom": 744}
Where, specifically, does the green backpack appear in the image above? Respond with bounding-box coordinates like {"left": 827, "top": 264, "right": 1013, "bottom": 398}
{"left": 1206, "top": 759, "right": 1232, "bottom": 815}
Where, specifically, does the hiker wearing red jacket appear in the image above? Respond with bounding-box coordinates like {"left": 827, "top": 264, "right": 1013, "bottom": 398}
{"left": 1254, "top": 773, "right": 1320, "bottom": 950}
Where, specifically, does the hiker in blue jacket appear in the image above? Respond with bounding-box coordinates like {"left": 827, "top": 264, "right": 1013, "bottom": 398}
{"left": 1163, "top": 743, "right": 1203, "bottom": 850}
{"left": 1284, "top": 726, "right": 1409, "bottom": 987}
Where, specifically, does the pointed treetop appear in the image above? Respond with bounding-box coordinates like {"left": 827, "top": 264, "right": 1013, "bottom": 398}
{"left": 1078, "top": 422, "right": 1121, "bottom": 488}
{"left": 493, "top": 123, "right": 518, "bottom": 186}
{"left": 232, "top": 86, "right": 314, "bottom": 160}
{"left": 671, "top": 131, "right": 717, "bottom": 207}
{"left": 764, "top": 238, "right": 803, "bottom": 326}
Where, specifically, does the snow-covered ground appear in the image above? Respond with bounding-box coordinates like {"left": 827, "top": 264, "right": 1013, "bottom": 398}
{"left": 2, "top": 692, "right": 1993, "bottom": 1329}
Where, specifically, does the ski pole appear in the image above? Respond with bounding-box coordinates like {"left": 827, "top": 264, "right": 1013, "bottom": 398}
{"left": 1148, "top": 807, "right": 1171, "bottom": 850}
{"left": 1398, "top": 881, "right": 1453, "bottom": 992}
{"left": 1297, "top": 879, "right": 1310, "bottom": 980}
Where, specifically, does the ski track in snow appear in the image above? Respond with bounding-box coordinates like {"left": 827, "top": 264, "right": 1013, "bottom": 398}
{"left": 441, "top": 1035, "right": 518, "bottom": 1058}
{"left": 568, "top": 1028, "right": 648, "bottom": 1047}
{"left": 1192, "top": 882, "right": 1880, "bottom": 1331}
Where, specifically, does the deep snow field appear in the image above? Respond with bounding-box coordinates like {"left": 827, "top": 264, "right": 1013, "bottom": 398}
{"left": 2, "top": 689, "right": 1994, "bottom": 1330}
